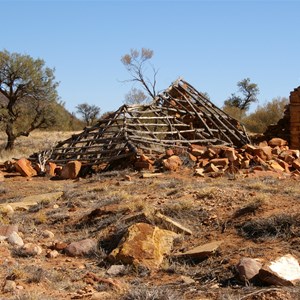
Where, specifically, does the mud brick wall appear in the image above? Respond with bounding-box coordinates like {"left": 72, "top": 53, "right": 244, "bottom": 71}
{"left": 290, "top": 87, "right": 300, "bottom": 149}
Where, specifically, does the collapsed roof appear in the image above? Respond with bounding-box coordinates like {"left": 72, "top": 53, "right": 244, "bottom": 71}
{"left": 31, "top": 78, "right": 250, "bottom": 169}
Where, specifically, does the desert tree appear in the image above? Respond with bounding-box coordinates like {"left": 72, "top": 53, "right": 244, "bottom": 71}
{"left": 224, "top": 78, "right": 259, "bottom": 111}
{"left": 0, "top": 49, "right": 59, "bottom": 150}
{"left": 121, "top": 48, "right": 158, "bottom": 103}
{"left": 243, "top": 97, "right": 288, "bottom": 133}
{"left": 76, "top": 102, "right": 101, "bottom": 126}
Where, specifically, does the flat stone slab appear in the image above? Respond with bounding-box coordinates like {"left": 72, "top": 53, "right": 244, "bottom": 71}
{"left": 0, "top": 192, "right": 63, "bottom": 211}
{"left": 174, "top": 240, "right": 223, "bottom": 259}
{"left": 155, "top": 212, "right": 193, "bottom": 235}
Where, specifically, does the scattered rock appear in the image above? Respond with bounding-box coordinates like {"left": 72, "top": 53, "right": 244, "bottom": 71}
{"left": 90, "top": 292, "right": 112, "bottom": 300}
{"left": 45, "top": 162, "right": 57, "bottom": 177}
{"left": 259, "top": 254, "right": 300, "bottom": 286}
{"left": 109, "top": 222, "right": 178, "bottom": 269}
{"left": 14, "top": 158, "right": 37, "bottom": 177}
{"left": 60, "top": 161, "right": 82, "bottom": 179}
{"left": 7, "top": 232, "right": 24, "bottom": 247}
{"left": 236, "top": 257, "right": 263, "bottom": 282}
{"left": 0, "top": 192, "right": 63, "bottom": 211}
{"left": 162, "top": 155, "right": 183, "bottom": 171}
{"left": 174, "top": 241, "right": 223, "bottom": 260}
{"left": 46, "top": 250, "right": 59, "bottom": 258}
{"left": 0, "top": 204, "right": 14, "bottom": 216}
{"left": 268, "top": 138, "right": 288, "bottom": 147}
{"left": 3, "top": 280, "right": 17, "bottom": 293}
{"left": 65, "top": 238, "right": 97, "bottom": 257}
{"left": 0, "top": 225, "right": 18, "bottom": 237}
{"left": 106, "top": 265, "right": 126, "bottom": 276}
{"left": 42, "top": 230, "right": 55, "bottom": 239}
{"left": 155, "top": 212, "right": 193, "bottom": 235}
{"left": 21, "top": 243, "right": 43, "bottom": 256}
{"left": 180, "top": 275, "right": 195, "bottom": 284}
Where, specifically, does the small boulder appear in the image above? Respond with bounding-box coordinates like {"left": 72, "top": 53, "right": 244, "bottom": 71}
{"left": 3, "top": 280, "right": 17, "bottom": 293}
{"left": 162, "top": 156, "right": 182, "bottom": 172}
{"left": 259, "top": 254, "right": 300, "bottom": 286}
{"left": 45, "top": 162, "right": 57, "bottom": 177}
{"left": 65, "top": 238, "right": 97, "bottom": 257}
{"left": 236, "top": 257, "right": 263, "bottom": 282}
{"left": 224, "top": 148, "right": 237, "bottom": 162}
{"left": 7, "top": 232, "right": 24, "bottom": 247}
{"left": 21, "top": 243, "right": 43, "bottom": 256}
{"left": 60, "top": 161, "right": 82, "bottom": 179}
{"left": 41, "top": 230, "right": 55, "bottom": 239}
{"left": 14, "top": 158, "right": 37, "bottom": 177}
{"left": 0, "top": 225, "right": 18, "bottom": 237}
{"left": 106, "top": 265, "right": 126, "bottom": 276}
{"left": 268, "top": 138, "right": 288, "bottom": 147}
{"left": 109, "top": 223, "right": 178, "bottom": 269}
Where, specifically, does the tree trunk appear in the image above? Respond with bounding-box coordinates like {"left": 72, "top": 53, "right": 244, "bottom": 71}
{"left": 5, "top": 124, "right": 16, "bottom": 150}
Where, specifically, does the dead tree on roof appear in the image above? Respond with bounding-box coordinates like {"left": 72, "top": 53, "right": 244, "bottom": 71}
{"left": 121, "top": 48, "right": 158, "bottom": 103}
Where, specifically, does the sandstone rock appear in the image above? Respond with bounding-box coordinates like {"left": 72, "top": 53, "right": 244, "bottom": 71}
{"left": 142, "top": 172, "right": 163, "bottom": 178}
{"left": 65, "top": 238, "right": 97, "bottom": 257}
{"left": 189, "top": 144, "right": 206, "bottom": 157}
{"left": 162, "top": 155, "right": 183, "bottom": 172}
{"left": 165, "top": 149, "right": 174, "bottom": 157}
{"left": 3, "top": 280, "right": 16, "bottom": 293}
{"left": 135, "top": 161, "right": 154, "bottom": 171}
{"left": 259, "top": 254, "right": 300, "bottom": 286}
{"left": 0, "top": 192, "right": 63, "bottom": 211}
{"left": 258, "top": 141, "right": 268, "bottom": 147}
{"left": 268, "top": 138, "right": 288, "bottom": 147}
{"left": 210, "top": 158, "right": 229, "bottom": 168}
{"left": 188, "top": 153, "right": 197, "bottom": 162}
{"left": 90, "top": 292, "right": 112, "bottom": 300}
{"left": 194, "top": 168, "right": 204, "bottom": 177}
{"left": 46, "top": 250, "right": 59, "bottom": 258}
{"left": 224, "top": 148, "right": 237, "bottom": 162}
{"left": 52, "top": 241, "right": 68, "bottom": 251}
{"left": 109, "top": 222, "right": 178, "bottom": 269}
{"left": 106, "top": 265, "right": 126, "bottom": 276}
{"left": 267, "top": 160, "right": 285, "bottom": 172}
{"left": 243, "top": 144, "right": 257, "bottom": 155}
{"left": 0, "top": 204, "right": 14, "bottom": 216}
{"left": 60, "top": 161, "right": 82, "bottom": 179}
{"left": 292, "top": 158, "right": 300, "bottom": 171}
{"left": 253, "top": 146, "right": 272, "bottom": 161}
{"left": 7, "top": 232, "right": 24, "bottom": 247}
{"left": 155, "top": 212, "right": 193, "bottom": 235}
{"left": 21, "top": 243, "right": 42, "bottom": 256}
{"left": 236, "top": 257, "right": 263, "bottom": 281}
{"left": 174, "top": 240, "right": 223, "bottom": 260}
{"left": 41, "top": 230, "right": 55, "bottom": 239}
{"left": 45, "top": 162, "right": 57, "bottom": 177}
{"left": 203, "top": 163, "right": 219, "bottom": 173}
{"left": 180, "top": 275, "right": 195, "bottom": 284}
{"left": 14, "top": 158, "right": 37, "bottom": 177}
{"left": 0, "top": 225, "right": 18, "bottom": 237}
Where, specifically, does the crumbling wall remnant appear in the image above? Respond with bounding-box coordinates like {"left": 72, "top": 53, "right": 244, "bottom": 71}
{"left": 290, "top": 87, "right": 300, "bottom": 149}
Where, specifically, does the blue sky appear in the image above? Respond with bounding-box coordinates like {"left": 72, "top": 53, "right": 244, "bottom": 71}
{"left": 2, "top": 0, "right": 300, "bottom": 116}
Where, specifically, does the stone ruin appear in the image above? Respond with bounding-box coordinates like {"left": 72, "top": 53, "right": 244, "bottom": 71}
{"left": 30, "top": 78, "right": 250, "bottom": 172}
{"left": 264, "top": 86, "right": 300, "bottom": 148}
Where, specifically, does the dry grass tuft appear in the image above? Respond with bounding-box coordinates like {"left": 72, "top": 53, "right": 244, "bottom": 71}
{"left": 238, "top": 213, "right": 300, "bottom": 241}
